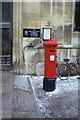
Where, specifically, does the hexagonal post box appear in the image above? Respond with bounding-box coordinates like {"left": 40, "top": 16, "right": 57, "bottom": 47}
{"left": 43, "top": 36, "right": 58, "bottom": 91}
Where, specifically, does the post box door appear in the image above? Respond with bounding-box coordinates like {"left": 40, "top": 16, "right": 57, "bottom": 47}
{"left": 49, "top": 52, "right": 56, "bottom": 77}
{"left": 45, "top": 51, "right": 56, "bottom": 78}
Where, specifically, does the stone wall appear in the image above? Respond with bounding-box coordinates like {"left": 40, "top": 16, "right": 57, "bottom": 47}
{"left": 13, "top": 1, "right": 79, "bottom": 74}
{"left": 13, "top": 2, "right": 24, "bottom": 74}
{"left": 22, "top": 2, "right": 41, "bottom": 74}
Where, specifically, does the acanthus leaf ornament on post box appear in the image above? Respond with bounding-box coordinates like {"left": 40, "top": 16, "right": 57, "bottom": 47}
{"left": 43, "top": 36, "right": 58, "bottom": 92}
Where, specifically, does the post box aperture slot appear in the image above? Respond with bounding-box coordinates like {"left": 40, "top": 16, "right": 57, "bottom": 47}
{"left": 50, "top": 51, "right": 54, "bottom": 52}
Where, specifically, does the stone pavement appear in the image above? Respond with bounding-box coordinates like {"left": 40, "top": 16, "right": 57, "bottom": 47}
{"left": 1, "top": 72, "right": 42, "bottom": 119}
{"left": 0, "top": 71, "right": 2, "bottom": 119}
{"left": 12, "top": 75, "right": 42, "bottom": 118}
{"left": 1, "top": 71, "right": 79, "bottom": 119}
{"left": 0, "top": 71, "right": 13, "bottom": 119}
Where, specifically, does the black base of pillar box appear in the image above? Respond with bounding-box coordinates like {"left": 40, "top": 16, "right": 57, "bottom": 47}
{"left": 43, "top": 77, "right": 56, "bottom": 92}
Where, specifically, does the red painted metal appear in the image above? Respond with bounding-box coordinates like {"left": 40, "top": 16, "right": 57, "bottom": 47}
{"left": 43, "top": 36, "right": 58, "bottom": 78}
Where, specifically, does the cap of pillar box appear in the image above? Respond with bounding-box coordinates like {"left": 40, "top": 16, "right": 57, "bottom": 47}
{"left": 43, "top": 36, "right": 58, "bottom": 47}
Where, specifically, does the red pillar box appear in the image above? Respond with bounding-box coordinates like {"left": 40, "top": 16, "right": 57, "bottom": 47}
{"left": 43, "top": 36, "right": 58, "bottom": 91}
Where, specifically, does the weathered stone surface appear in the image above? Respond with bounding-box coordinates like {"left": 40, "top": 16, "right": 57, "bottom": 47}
{"left": 2, "top": 85, "right": 12, "bottom": 94}
{"left": 36, "top": 62, "right": 44, "bottom": 76}
{"left": 23, "top": 48, "right": 38, "bottom": 74}
{"left": 64, "top": 25, "right": 72, "bottom": 44}
{"left": 13, "top": 90, "right": 36, "bottom": 111}
{"left": 1, "top": 71, "right": 13, "bottom": 119}
{"left": 12, "top": 111, "right": 38, "bottom": 118}
{"left": 12, "top": 75, "right": 42, "bottom": 118}
{"left": 22, "top": 2, "right": 41, "bottom": 13}
{"left": 0, "top": 93, "right": 2, "bottom": 111}
{"left": 2, "top": 93, "right": 12, "bottom": 109}
{"left": 38, "top": 49, "right": 44, "bottom": 62}
{"left": 54, "top": 26, "right": 63, "bottom": 43}
{"left": 2, "top": 109, "right": 12, "bottom": 118}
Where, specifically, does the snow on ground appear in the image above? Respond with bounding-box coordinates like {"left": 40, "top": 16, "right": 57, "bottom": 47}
{"left": 29, "top": 75, "right": 78, "bottom": 96}
{"left": 29, "top": 75, "right": 78, "bottom": 118}
{"left": 13, "top": 75, "right": 79, "bottom": 118}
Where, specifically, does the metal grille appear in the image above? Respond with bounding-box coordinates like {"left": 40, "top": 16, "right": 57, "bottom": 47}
{"left": 0, "top": 55, "right": 11, "bottom": 66}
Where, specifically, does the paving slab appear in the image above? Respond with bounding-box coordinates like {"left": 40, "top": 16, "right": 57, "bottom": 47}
{"left": 12, "top": 111, "right": 38, "bottom": 118}
{"left": 2, "top": 73, "right": 42, "bottom": 119}
{"left": 1, "top": 71, "right": 13, "bottom": 119}
{"left": 2, "top": 93, "right": 12, "bottom": 109}
{"left": 12, "top": 75, "right": 42, "bottom": 118}
{"left": 2, "top": 71, "right": 13, "bottom": 85}
{"left": 2, "top": 109, "right": 12, "bottom": 118}
{"left": 2, "top": 85, "right": 12, "bottom": 94}
{"left": 0, "top": 71, "right": 2, "bottom": 85}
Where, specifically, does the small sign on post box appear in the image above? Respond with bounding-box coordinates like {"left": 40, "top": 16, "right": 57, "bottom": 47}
{"left": 43, "top": 36, "right": 58, "bottom": 92}
{"left": 50, "top": 55, "right": 55, "bottom": 61}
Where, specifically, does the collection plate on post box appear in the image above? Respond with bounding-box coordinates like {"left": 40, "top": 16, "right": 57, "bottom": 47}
{"left": 50, "top": 55, "right": 55, "bottom": 61}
